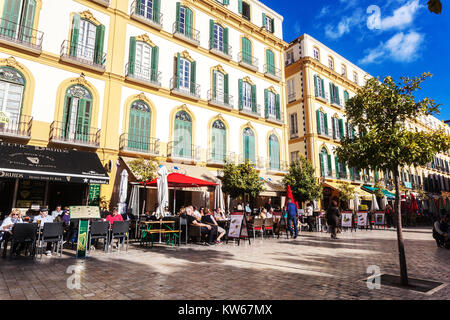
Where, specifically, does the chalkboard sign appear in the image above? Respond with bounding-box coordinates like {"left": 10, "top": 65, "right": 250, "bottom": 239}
{"left": 70, "top": 206, "right": 101, "bottom": 219}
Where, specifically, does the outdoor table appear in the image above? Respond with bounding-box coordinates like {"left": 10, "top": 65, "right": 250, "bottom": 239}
{"left": 139, "top": 221, "right": 179, "bottom": 248}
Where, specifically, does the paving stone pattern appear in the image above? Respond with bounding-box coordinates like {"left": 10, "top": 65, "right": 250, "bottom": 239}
{"left": 0, "top": 228, "right": 449, "bottom": 300}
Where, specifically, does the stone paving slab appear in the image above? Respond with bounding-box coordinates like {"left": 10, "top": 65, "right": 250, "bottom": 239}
{"left": 0, "top": 228, "right": 449, "bottom": 300}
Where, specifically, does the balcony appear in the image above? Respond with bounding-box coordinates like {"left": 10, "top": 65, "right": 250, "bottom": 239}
{"left": 238, "top": 52, "right": 258, "bottom": 72}
{"left": 288, "top": 93, "right": 296, "bottom": 103}
{"left": 208, "top": 40, "right": 232, "bottom": 60}
{"left": 331, "top": 97, "right": 343, "bottom": 108}
{"left": 265, "top": 111, "right": 284, "bottom": 125}
{"left": 264, "top": 64, "right": 282, "bottom": 81}
{"left": 167, "top": 142, "right": 201, "bottom": 164}
{"left": 125, "top": 63, "right": 161, "bottom": 88}
{"left": 267, "top": 160, "right": 289, "bottom": 173}
{"left": 119, "top": 134, "right": 160, "bottom": 156}
{"left": 207, "top": 90, "right": 233, "bottom": 110}
{"left": 60, "top": 40, "right": 106, "bottom": 72}
{"left": 172, "top": 22, "right": 200, "bottom": 46}
{"left": 318, "top": 128, "right": 332, "bottom": 139}
{"left": 49, "top": 121, "right": 100, "bottom": 148}
{"left": 91, "top": 0, "right": 110, "bottom": 7}
{"left": 170, "top": 77, "right": 201, "bottom": 100}
{"left": 315, "top": 91, "right": 329, "bottom": 104}
{"left": 130, "top": 0, "right": 163, "bottom": 30}
{"left": 0, "top": 114, "right": 32, "bottom": 140}
{"left": 0, "top": 18, "right": 43, "bottom": 54}
{"left": 207, "top": 150, "right": 236, "bottom": 166}
{"left": 239, "top": 104, "right": 261, "bottom": 119}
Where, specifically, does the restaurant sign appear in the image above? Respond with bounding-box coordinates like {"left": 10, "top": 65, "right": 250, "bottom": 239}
{"left": 70, "top": 206, "right": 101, "bottom": 219}
{"left": 0, "top": 111, "right": 9, "bottom": 124}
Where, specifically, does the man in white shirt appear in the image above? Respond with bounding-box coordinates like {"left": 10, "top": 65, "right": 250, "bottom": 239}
{"left": 34, "top": 208, "right": 55, "bottom": 256}
{"left": 51, "top": 205, "right": 63, "bottom": 219}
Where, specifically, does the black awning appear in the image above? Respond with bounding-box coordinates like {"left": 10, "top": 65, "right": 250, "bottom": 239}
{"left": 0, "top": 142, "right": 109, "bottom": 184}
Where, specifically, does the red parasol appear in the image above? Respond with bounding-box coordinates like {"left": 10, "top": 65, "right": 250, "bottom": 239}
{"left": 409, "top": 193, "right": 419, "bottom": 214}
{"left": 287, "top": 185, "right": 299, "bottom": 209}
{"left": 143, "top": 172, "right": 217, "bottom": 188}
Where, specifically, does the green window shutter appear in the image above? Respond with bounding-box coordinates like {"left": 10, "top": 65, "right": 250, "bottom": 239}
{"left": 153, "top": 0, "right": 161, "bottom": 24}
{"left": 249, "top": 134, "right": 255, "bottom": 163}
{"left": 335, "top": 157, "right": 340, "bottom": 178}
{"left": 327, "top": 155, "right": 332, "bottom": 176}
{"left": 332, "top": 118, "right": 337, "bottom": 139}
{"left": 276, "top": 94, "right": 281, "bottom": 120}
{"left": 324, "top": 113, "right": 328, "bottom": 136}
{"left": 329, "top": 82, "right": 333, "bottom": 103}
{"left": 136, "top": 0, "right": 141, "bottom": 14}
{"left": 151, "top": 45, "right": 159, "bottom": 82}
{"left": 224, "top": 74, "right": 229, "bottom": 104}
{"left": 266, "top": 50, "right": 275, "bottom": 74}
{"left": 62, "top": 95, "right": 72, "bottom": 136}
{"left": 176, "top": 53, "right": 181, "bottom": 88}
{"left": 264, "top": 89, "right": 269, "bottom": 118}
{"left": 1, "top": 0, "right": 21, "bottom": 38}
{"left": 242, "top": 38, "right": 251, "bottom": 64}
{"left": 342, "top": 164, "right": 347, "bottom": 176}
{"left": 176, "top": 2, "right": 181, "bottom": 32}
{"left": 70, "top": 14, "right": 81, "bottom": 57}
{"left": 94, "top": 24, "right": 105, "bottom": 65}
{"left": 271, "top": 18, "right": 275, "bottom": 33}
{"left": 320, "top": 79, "right": 325, "bottom": 98}
{"left": 212, "top": 70, "right": 217, "bottom": 99}
{"left": 238, "top": 0, "right": 243, "bottom": 14}
{"left": 320, "top": 153, "right": 325, "bottom": 177}
{"left": 316, "top": 110, "right": 321, "bottom": 134}
{"left": 251, "top": 84, "right": 257, "bottom": 113}
{"left": 339, "top": 119, "right": 344, "bottom": 138}
{"left": 185, "top": 7, "right": 193, "bottom": 38}
{"left": 223, "top": 28, "right": 229, "bottom": 55}
{"left": 336, "top": 86, "right": 340, "bottom": 105}
{"left": 209, "top": 20, "right": 215, "bottom": 49}
{"left": 128, "top": 37, "right": 136, "bottom": 76}
{"left": 350, "top": 167, "right": 354, "bottom": 180}
{"left": 344, "top": 91, "right": 349, "bottom": 105}
{"left": 223, "top": 0, "right": 230, "bottom": 5}
{"left": 190, "top": 60, "right": 196, "bottom": 94}
{"left": 21, "top": 0, "right": 36, "bottom": 42}
{"left": 314, "top": 75, "right": 318, "bottom": 97}
{"left": 238, "top": 79, "right": 243, "bottom": 110}
{"left": 262, "top": 13, "right": 266, "bottom": 27}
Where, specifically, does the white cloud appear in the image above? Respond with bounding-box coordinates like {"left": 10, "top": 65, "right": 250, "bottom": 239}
{"left": 359, "top": 31, "right": 424, "bottom": 64}
{"left": 294, "top": 21, "right": 301, "bottom": 34}
{"left": 324, "top": 8, "right": 364, "bottom": 39}
{"left": 379, "top": 0, "right": 422, "bottom": 30}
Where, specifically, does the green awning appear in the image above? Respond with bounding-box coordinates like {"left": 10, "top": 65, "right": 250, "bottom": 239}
{"left": 362, "top": 185, "right": 395, "bottom": 199}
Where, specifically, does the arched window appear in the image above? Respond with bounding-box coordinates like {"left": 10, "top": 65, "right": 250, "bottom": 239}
{"left": 128, "top": 100, "right": 151, "bottom": 152}
{"left": 174, "top": 111, "right": 192, "bottom": 158}
{"left": 62, "top": 84, "right": 93, "bottom": 142}
{"left": 319, "top": 147, "right": 331, "bottom": 177}
{"left": 211, "top": 120, "right": 226, "bottom": 163}
{"left": 269, "top": 134, "right": 280, "bottom": 170}
{"left": 0, "top": 66, "right": 25, "bottom": 131}
{"left": 243, "top": 127, "right": 255, "bottom": 163}
{"left": 1, "top": 0, "right": 37, "bottom": 43}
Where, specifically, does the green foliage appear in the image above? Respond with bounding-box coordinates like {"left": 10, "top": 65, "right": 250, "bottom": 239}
{"left": 373, "top": 183, "right": 385, "bottom": 198}
{"left": 336, "top": 181, "right": 356, "bottom": 205}
{"left": 282, "top": 155, "right": 322, "bottom": 203}
{"left": 336, "top": 73, "right": 450, "bottom": 172}
{"left": 128, "top": 158, "right": 160, "bottom": 183}
{"left": 428, "top": 0, "right": 442, "bottom": 13}
{"left": 220, "top": 161, "right": 265, "bottom": 200}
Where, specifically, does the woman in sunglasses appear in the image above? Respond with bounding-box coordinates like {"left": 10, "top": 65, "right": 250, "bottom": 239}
{"left": 1, "top": 209, "right": 24, "bottom": 257}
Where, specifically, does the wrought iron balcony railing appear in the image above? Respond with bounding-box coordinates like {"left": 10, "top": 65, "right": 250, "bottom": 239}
{"left": 208, "top": 39, "right": 232, "bottom": 59}
{"left": 288, "top": 93, "right": 296, "bottom": 103}
{"left": 264, "top": 64, "right": 281, "bottom": 80}
{"left": 238, "top": 52, "right": 258, "bottom": 71}
{"left": 172, "top": 22, "right": 200, "bottom": 46}
{"left": 60, "top": 40, "right": 106, "bottom": 72}
{"left": 267, "top": 160, "right": 289, "bottom": 173}
{"left": 265, "top": 110, "right": 284, "bottom": 124}
{"left": 207, "top": 90, "right": 233, "bottom": 109}
{"left": 239, "top": 104, "right": 261, "bottom": 118}
{"left": 125, "top": 62, "right": 161, "bottom": 87}
{"left": 91, "top": 0, "right": 110, "bottom": 7}
{"left": 119, "top": 133, "right": 160, "bottom": 155}
{"left": 207, "top": 150, "right": 236, "bottom": 165}
{"left": 130, "top": 0, "right": 163, "bottom": 29}
{"left": 170, "top": 77, "right": 200, "bottom": 99}
{"left": 0, "top": 114, "right": 32, "bottom": 139}
{"left": 0, "top": 18, "right": 43, "bottom": 53}
{"left": 49, "top": 121, "right": 100, "bottom": 148}
{"left": 315, "top": 90, "right": 329, "bottom": 103}
{"left": 167, "top": 141, "right": 201, "bottom": 162}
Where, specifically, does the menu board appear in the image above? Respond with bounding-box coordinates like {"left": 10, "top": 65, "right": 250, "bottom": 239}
{"left": 69, "top": 206, "right": 101, "bottom": 219}
{"left": 341, "top": 212, "right": 353, "bottom": 228}
{"left": 357, "top": 212, "right": 368, "bottom": 227}
{"left": 375, "top": 212, "right": 385, "bottom": 225}
{"left": 227, "top": 212, "right": 249, "bottom": 239}
{"left": 16, "top": 180, "right": 45, "bottom": 208}
{"left": 88, "top": 184, "right": 101, "bottom": 206}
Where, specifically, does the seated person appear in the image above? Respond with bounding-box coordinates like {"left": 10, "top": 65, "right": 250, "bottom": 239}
{"left": 33, "top": 207, "right": 55, "bottom": 256}
{"left": 193, "top": 207, "right": 202, "bottom": 221}
{"left": 106, "top": 208, "right": 124, "bottom": 226}
{"left": 184, "top": 207, "right": 215, "bottom": 246}
{"left": 202, "top": 210, "right": 225, "bottom": 244}
{"left": 259, "top": 208, "right": 268, "bottom": 220}
{"left": 214, "top": 208, "right": 227, "bottom": 221}
{"left": 1, "top": 209, "right": 24, "bottom": 257}
{"left": 122, "top": 208, "right": 136, "bottom": 221}
{"left": 433, "top": 215, "right": 449, "bottom": 249}
{"left": 163, "top": 207, "right": 172, "bottom": 217}
{"left": 266, "top": 208, "right": 274, "bottom": 219}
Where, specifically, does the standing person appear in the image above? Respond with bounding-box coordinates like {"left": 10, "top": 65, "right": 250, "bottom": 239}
{"left": 305, "top": 202, "right": 314, "bottom": 232}
{"left": 385, "top": 204, "right": 394, "bottom": 228}
{"left": 1, "top": 209, "right": 24, "bottom": 257}
{"left": 51, "top": 205, "right": 63, "bottom": 219}
{"left": 286, "top": 198, "right": 298, "bottom": 239}
{"left": 264, "top": 199, "right": 272, "bottom": 213}
{"left": 433, "top": 215, "right": 449, "bottom": 248}
{"left": 245, "top": 203, "right": 251, "bottom": 215}
{"left": 326, "top": 201, "right": 341, "bottom": 239}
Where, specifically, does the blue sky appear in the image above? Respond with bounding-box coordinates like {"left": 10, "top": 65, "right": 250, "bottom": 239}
{"left": 262, "top": 0, "right": 450, "bottom": 121}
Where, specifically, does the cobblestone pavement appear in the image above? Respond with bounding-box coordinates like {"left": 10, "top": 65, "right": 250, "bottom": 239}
{"left": 0, "top": 227, "right": 449, "bottom": 300}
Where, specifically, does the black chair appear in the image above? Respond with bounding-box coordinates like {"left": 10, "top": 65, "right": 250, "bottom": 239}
{"left": 38, "top": 222, "right": 64, "bottom": 259}
{"left": 110, "top": 221, "right": 130, "bottom": 253}
{"left": 88, "top": 221, "right": 109, "bottom": 254}
{"left": 9, "top": 223, "right": 39, "bottom": 258}
{"left": 276, "top": 217, "right": 291, "bottom": 239}
{"left": 179, "top": 216, "right": 188, "bottom": 245}
{"left": 67, "top": 219, "right": 80, "bottom": 248}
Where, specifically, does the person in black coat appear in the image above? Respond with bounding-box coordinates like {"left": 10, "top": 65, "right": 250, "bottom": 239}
{"left": 326, "top": 201, "right": 341, "bottom": 239}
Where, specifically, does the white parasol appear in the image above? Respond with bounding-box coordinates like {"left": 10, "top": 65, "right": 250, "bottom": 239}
{"left": 214, "top": 179, "right": 225, "bottom": 211}
{"left": 117, "top": 170, "right": 129, "bottom": 215}
{"left": 370, "top": 193, "right": 380, "bottom": 211}
{"left": 156, "top": 165, "right": 169, "bottom": 219}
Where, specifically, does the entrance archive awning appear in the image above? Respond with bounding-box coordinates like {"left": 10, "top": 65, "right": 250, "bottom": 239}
{"left": 0, "top": 142, "right": 109, "bottom": 184}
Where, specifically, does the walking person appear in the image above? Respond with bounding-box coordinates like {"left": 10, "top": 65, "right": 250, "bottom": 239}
{"left": 286, "top": 198, "right": 298, "bottom": 239}
{"left": 385, "top": 204, "right": 394, "bottom": 228}
{"left": 305, "top": 202, "right": 314, "bottom": 232}
{"left": 433, "top": 215, "right": 449, "bottom": 248}
{"left": 326, "top": 201, "right": 341, "bottom": 239}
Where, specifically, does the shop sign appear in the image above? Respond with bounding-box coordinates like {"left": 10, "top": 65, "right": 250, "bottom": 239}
{"left": 404, "top": 182, "right": 412, "bottom": 189}
{"left": 88, "top": 184, "right": 101, "bottom": 206}
{"left": 0, "top": 111, "right": 9, "bottom": 124}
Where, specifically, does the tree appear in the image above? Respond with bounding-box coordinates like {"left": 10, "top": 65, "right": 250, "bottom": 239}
{"left": 282, "top": 155, "right": 322, "bottom": 206}
{"left": 128, "top": 158, "right": 160, "bottom": 184}
{"left": 428, "top": 0, "right": 442, "bottom": 13}
{"left": 336, "top": 181, "right": 356, "bottom": 210}
{"left": 373, "top": 182, "right": 385, "bottom": 199}
{"left": 336, "top": 73, "right": 450, "bottom": 286}
{"left": 220, "top": 161, "right": 265, "bottom": 208}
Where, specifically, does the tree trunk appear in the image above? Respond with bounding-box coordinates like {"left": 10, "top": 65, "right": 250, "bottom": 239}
{"left": 393, "top": 166, "right": 408, "bottom": 286}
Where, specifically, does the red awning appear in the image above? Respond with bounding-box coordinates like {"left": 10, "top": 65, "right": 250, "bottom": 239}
{"left": 144, "top": 172, "right": 217, "bottom": 188}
